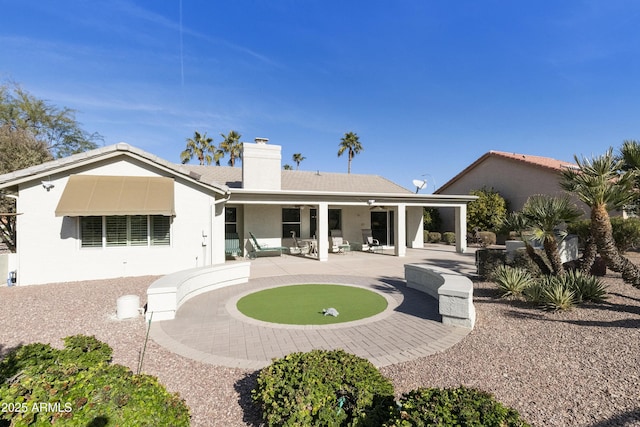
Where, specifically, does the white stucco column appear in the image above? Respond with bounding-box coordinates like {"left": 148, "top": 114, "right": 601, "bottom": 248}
{"left": 455, "top": 204, "right": 467, "bottom": 253}
{"left": 406, "top": 206, "right": 424, "bottom": 248}
{"left": 394, "top": 204, "right": 406, "bottom": 257}
{"left": 317, "top": 202, "right": 329, "bottom": 261}
{"left": 211, "top": 202, "right": 226, "bottom": 264}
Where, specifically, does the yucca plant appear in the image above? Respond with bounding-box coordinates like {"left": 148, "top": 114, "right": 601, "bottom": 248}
{"left": 493, "top": 265, "right": 535, "bottom": 298}
{"left": 567, "top": 269, "right": 608, "bottom": 303}
{"left": 523, "top": 280, "right": 547, "bottom": 304}
{"left": 542, "top": 280, "right": 576, "bottom": 311}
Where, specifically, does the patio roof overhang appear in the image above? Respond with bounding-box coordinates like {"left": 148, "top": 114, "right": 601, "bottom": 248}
{"left": 226, "top": 189, "right": 477, "bottom": 207}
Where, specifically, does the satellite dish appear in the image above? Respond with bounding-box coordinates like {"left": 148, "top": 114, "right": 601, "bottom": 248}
{"left": 412, "top": 179, "right": 427, "bottom": 193}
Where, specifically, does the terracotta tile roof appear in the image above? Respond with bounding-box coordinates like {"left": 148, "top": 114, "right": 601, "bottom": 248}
{"left": 435, "top": 150, "right": 577, "bottom": 193}
{"left": 488, "top": 151, "right": 577, "bottom": 171}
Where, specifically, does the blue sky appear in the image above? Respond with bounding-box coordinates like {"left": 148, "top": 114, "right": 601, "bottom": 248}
{"left": 2, "top": 1, "right": 640, "bottom": 193}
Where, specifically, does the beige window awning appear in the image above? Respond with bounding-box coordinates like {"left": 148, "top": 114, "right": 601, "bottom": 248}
{"left": 55, "top": 175, "right": 175, "bottom": 217}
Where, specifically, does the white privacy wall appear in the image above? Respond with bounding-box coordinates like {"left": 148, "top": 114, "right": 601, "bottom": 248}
{"left": 15, "top": 157, "right": 222, "bottom": 285}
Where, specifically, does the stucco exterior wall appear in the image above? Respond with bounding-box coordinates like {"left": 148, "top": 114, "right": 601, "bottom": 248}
{"left": 15, "top": 157, "right": 222, "bottom": 285}
{"left": 438, "top": 157, "right": 586, "bottom": 232}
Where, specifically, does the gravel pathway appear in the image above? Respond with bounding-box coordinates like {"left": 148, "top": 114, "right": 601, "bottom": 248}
{"left": 1, "top": 270, "right": 640, "bottom": 426}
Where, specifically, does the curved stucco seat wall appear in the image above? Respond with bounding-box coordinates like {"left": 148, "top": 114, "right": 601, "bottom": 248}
{"left": 404, "top": 264, "right": 475, "bottom": 329}
{"left": 146, "top": 262, "right": 251, "bottom": 321}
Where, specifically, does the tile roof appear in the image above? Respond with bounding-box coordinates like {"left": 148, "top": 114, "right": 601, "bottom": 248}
{"left": 182, "top": 165, "right": 412, "bottom": 194}
{"left": 435, "top": 150, "right": 577, "bottom": 193}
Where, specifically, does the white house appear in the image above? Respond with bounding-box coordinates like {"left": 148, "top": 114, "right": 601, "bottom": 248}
{"left": 0, "top": 139, "right": 476, "bottom": 286}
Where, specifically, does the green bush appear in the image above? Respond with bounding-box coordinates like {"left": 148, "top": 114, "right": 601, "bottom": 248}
{"left": 428, "top": 232, "right": 442, "bottom": 243}
{"left": 569, "top": 217, "right": 640, "bottom": 253}
{"left": 541, "top": 278, "right": 575, "bottom": 311}
{"left": 493, "top": 266, "right": 535, "bottom": 298}
{"left": 0, "top": 336, "right": 189, "bottom": 426}
{"left": 509, "top": 249, "right": 546, "bottom": 277}
{"left": 442, "top": 232, "right": 456, "bottom": 245}
{"left": 385, "top": 386, "right": 531, "bottom": 427}
{"left": 252, "top": 349, "right": 395, "bottom": 426}
{"left": 423, "top": 207, "right": 442, "bottom": 232}
{"left": 467, "top": 187, "right": 508, "bottom": 233}
{"left": 475, "top": 248, "right": 506, "bottom": 279}
{"left": 611, "top": 217, "right": 640, "bottom": 253}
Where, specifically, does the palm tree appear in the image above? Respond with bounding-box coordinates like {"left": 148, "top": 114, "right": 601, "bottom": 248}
{"left": 292, "top": 153, "right": 306, "bottom": 170}
{"left": 337, "top": 132, "right": 363, "bottom": 174}
{"left": 521, "top": 195, "right": 583, "bottom": 275}
{"left": 561, "top": 148, "right": 640, "bottom": 285}
{"left": 283, "top": 164, "right": 293, "bottom": 170}
{"left": 218, "top": 130, "right": 242, "bottom": 167}
{"left": 180, "top": 131, "right": 216, "bottom": 165}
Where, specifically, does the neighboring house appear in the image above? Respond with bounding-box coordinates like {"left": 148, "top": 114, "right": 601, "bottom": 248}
{"left": 0, "top": 139, "right": 475, "bottom": 286}
{"left": 434, "top": 150, "right": 581, "bottom": 232}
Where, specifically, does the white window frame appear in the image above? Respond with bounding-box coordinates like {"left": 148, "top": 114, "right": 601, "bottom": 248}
{"left": 80, "top": 215, "right": 172, "bottom": 248}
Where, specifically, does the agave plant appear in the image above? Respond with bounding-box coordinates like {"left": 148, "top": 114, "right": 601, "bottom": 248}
{"left": 541, "top": 279, "right": 576, "bottom": 311}
{"left": 566, "top": 270, "right": 608, "bottom": 303}
{"left": 493, "top": 265, "right": 535, "bottom": 298}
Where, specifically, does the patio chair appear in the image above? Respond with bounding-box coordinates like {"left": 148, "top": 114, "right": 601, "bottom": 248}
{"left": 246, "top": 232, "right": 288, "bottom": 260}
{"left": 361, "top": 229, "right": 382, "bottom": 253}
{"left": 330, "top": 229, "right": 351, "bottom": 254}
{"left": 225, "top": 232, "right": 241, "bottom": 257}
{"left": 288, "top": 231, "right": 311, "bottom": 255}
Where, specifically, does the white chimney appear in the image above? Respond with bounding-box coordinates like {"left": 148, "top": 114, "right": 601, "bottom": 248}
{"left": 242, "top": 139, "right": 281, "bottom": 190}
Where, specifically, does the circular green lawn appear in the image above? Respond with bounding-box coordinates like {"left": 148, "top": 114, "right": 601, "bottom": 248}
{"left": 237, "top": 284, "right": 388, "bottom": 325}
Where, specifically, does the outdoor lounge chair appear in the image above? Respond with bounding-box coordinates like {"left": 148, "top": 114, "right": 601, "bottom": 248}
{"left": 288, "top": 231, "right": 311, "bottom": 255}
{"left": 361, "top": 229, "right": 382, "bottom": 253}
{"left": 246, "top": 232, "right": 288, "bottom": 260}
{"left": 225, "top": 232, "right": 241, "bottom": 257}
{"left": 330, "top": 229, "right": 350, "bottom": 254}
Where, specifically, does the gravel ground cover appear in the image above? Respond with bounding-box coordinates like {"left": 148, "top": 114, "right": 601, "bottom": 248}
{"left": 1, "top": 268, "right": 640, "bottom": 426}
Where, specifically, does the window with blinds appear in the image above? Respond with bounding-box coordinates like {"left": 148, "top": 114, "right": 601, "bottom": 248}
{"left": 81, "top": 215, "right": 171, "bottom": 248}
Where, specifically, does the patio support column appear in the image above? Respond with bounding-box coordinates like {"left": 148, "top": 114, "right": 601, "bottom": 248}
{"left": 455, "top": 204, "right": 467, "bottom": 253}
{"left": 394, "top": 204, "right": 406, "bottom": 257}
{"left": 317, "top": 202, "right": 329, "bottom": 261}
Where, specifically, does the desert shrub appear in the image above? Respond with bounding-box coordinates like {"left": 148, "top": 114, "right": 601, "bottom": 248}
{"left": 0, "top": 336, "right": 189, "bottom": 426}
{"left": 442, "top": 232, "right": 456, "bottom": 245}
{"left": 428, "top": 232, "right": 442, "bottom": 243}
{"left": 386, "top": 386, "right": 531, "bottom": 427}
{"left": 252, "top": 349, "right": 395, "bottom": 426}
{"left": 493, "top": 266, "right": 535, "bottom": 298}
{"left": 477, "top": 231, "right": 497, "bottom": 246}
{"left": 475, "top": 248, "right": 506, "bottom": 279}
{"left": 566, "top": 270, "right": 608, "bottom": 303}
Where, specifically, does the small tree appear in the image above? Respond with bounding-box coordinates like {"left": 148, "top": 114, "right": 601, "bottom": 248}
{"left": 467, "top": 187, "right": 508, "bottom": 232}
{"left": 423, "top": 207, "right": 441, "bottom": 232}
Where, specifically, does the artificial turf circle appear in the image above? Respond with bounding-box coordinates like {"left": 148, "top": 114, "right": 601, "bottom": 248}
{"left": 236, "top": 284, "right": 388, "bottom": 325}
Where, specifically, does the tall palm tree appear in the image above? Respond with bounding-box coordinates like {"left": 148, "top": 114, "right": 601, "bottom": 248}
{"left": 180, "top": 131, "right": 216, "bottom": 165}
{"left": 292, "top": 153, "right": 306, "bottom": 170}
{"left": 218, "top": 130, "right": 242, "bottom": 167}
{"left": 521, "top": 194, "right": 583, "bottom": 275}
{"left": 561, "top": 148, "right": 640, "bottom": 285}
{"left": 337, "top": 132, "right": 363, "bottom": 174}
